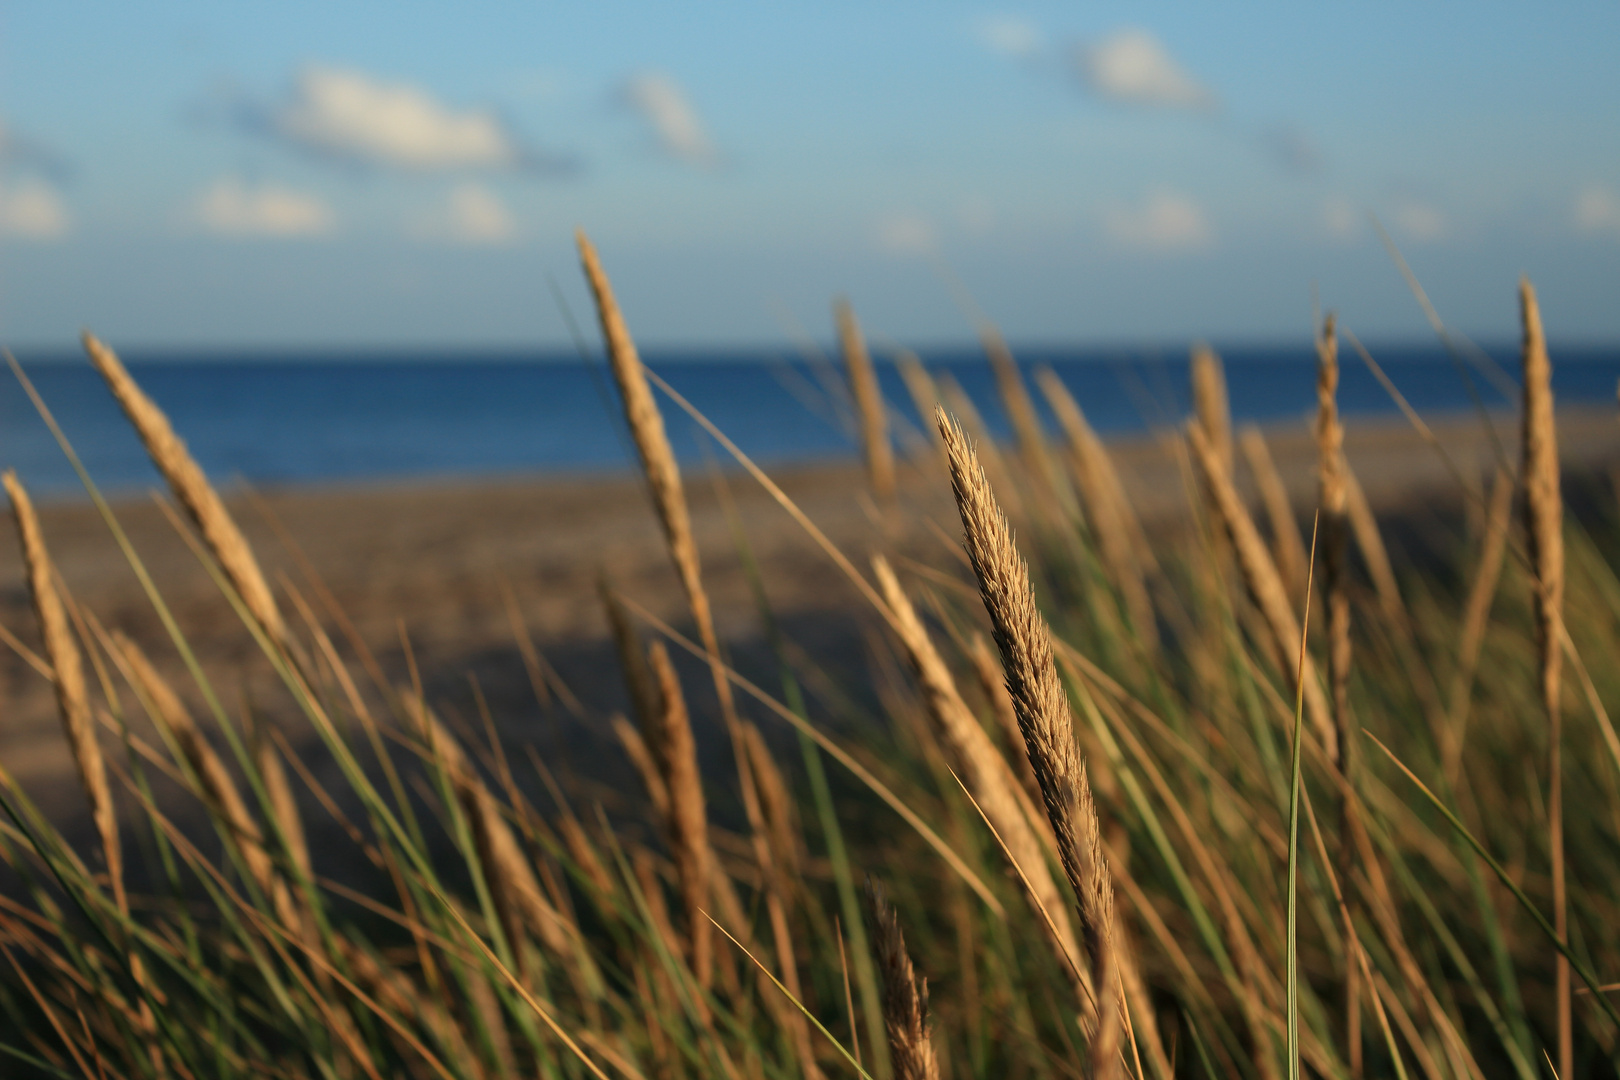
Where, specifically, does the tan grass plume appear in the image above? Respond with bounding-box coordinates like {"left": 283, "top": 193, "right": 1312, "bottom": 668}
{"left": 936, "top": 408, "right": 1124, "bottom": 1054}
{"left": 1191, "top": 344, "right": 1232, "bottom": 474}
{"left": 1240, "top": 425, "right": 1309, "bottom": 601}
{"left": 406, "top": 693, "right": 574, "bottom": 962}
{"left": 1443, "top": 465, "right": 1514, "bottom": 783}
{"left": 1520, "top": 276, "right": 1569, "bottom": 1080}
{"left": 576, "top": 232, "right": 739, "bottom": 729}
{"left": 646, "top": 640, "right": 714, "bottom": 988}
{"left": 836, "top": 298, "right": 896, "bottom": 501}
{"left": 871, "top": 556, "right": 1083, "bottom": 983}
{"left": 864, "top": 879, "right": 941, "bottom": 1080}
{"left": 1035, "top": 367, "right": 1158, "bottom": 650}
{"left": 5, "top": 471, "right": 121, "bottom": 903}
{"left": 1314, "top": 319, "right": 1350, "bottom": 750}
{"left": 612, "top": 714, "right": 671, "bottom": 817}
{"left": 1187, "top": 422, "right": 1338, "bottom": 764}
{"left": 981, "top": 325, "right": 1058, "bottom": 495}
{"left": 113, "top": 631, "right": 298, "bottom": 928}
{"left": 83, "top": 334, "right": 286, "bottom": 646}
{"left": 255, "top": 732, "right": 311, "bottom": 889}
{"left": 896, "top": 351, "right": 946, "bottom": 464}
{"left": 1314, "top": 314, "right": 1361, "bottom": 1075}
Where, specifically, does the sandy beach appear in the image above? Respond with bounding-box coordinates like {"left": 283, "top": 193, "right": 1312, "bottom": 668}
{"left": 3, "top": 406, "right": 1616, "bottom": 830}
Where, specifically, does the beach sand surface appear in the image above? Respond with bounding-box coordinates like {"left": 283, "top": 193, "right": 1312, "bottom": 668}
{"left": 1, "top": 407, "right": 1615, "bottom": 848}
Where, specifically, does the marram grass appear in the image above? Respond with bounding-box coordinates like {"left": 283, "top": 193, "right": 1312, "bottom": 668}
{"left": 0, "top": 254, "right": 1618, "bottom": 1080}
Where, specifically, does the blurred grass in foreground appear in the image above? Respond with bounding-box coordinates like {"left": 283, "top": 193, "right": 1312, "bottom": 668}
{"left": 0, "top": 238, "right": 1618, "bottom": 1079}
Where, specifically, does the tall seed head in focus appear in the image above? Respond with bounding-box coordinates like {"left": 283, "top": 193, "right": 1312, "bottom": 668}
{"left": 935, "top": 409, "right": 1117, "bottom": 999}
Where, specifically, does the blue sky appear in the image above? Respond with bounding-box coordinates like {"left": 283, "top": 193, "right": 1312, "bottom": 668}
{"left": 1, "top": 1, "right": 1617, "bottom": 349}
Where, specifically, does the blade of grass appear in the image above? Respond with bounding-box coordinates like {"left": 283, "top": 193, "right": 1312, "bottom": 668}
{"left": 1365, "top": 731, "right": 1620, "bottom": 1027}
{"left": 1286, "top": 514, "right": 1321, "bottom": 1080}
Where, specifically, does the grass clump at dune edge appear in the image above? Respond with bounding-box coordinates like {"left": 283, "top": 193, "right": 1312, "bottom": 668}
{"left": 1, "top": 235, "right": 1619, "bottom": 1079}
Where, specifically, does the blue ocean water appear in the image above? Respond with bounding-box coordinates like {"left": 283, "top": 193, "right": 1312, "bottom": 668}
{"left": 2, "top": 343, "right": 1617, "bottom": 497}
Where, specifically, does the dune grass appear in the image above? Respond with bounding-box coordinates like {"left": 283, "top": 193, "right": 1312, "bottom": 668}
{"left": 0, "top": 245, "right": 1618, "bottom": 1080}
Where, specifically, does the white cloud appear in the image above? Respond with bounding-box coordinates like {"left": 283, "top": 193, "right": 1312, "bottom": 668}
{"left": 874, "top": 214, "right": 938, "bottom": 255}
{"left": 1322, "top": 197, "right": 1359, "bottom": 242}
{"left": 1392, "top": 199, "right": 1446, "bottom": 242}
{"left": 196, "top": 177, "right": 334, "bottom": 237}
{"left": 979, "top": 17, "right": 1043, "bottom": 60}
{"left": 243, "top": 66, "right": 553, "bottom": 172}
{"left": 1102, "top": 190, "right": 1212, "bottom": 252}
{"left": 619, "top": 72, "right": 719, "bottom": 167}
{"left": 418, "top": 183, "right": 519, "bottom": 245}
{"left": 0, "top": 179, "right": 71, "bottom": 239}
{"left": 1072, "top": 30, "right": 1215, "bottom": 111}
{"left": 1575, "top": 185, "right": 1620, "bottom": 237}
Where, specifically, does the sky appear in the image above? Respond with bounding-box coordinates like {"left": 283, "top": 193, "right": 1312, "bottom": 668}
{"left": 1, "top": 1, "right": 1617, "bottom": 351}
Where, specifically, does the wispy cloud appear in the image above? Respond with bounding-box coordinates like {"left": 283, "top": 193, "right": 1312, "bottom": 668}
{"left": 1575, "top": 185, "right": 1620, "bottom": 237}
{"left": 1102, "top": 190, "right": 1212, "bottom": 252}
{"left": 411, "top": 183, "right": 519, "bottom": 245}
{"left": 1071, "top": 30, "right": 1215, "bottom": 112}
{"left": 977, "top": 16, "right": 1042, "bottom": 61}
{"left": 232, "top": 66, "right": 571, "bottom": 174}
{"left": 196, "top": 177, "right": 334, "bottom": 237}
{"left": 873, "top": 213, "right": 938, "bottom": 255}
{"left": 1322, "top": 197, "right": 1360, "bottom": 242}
{"left": 0, "top": 178, "right": 71, "bottom": 239}
{"left": 619, "top": 72, "right": 720, "bottom": 167}
{"left": 1391, "top": 198, "right": 1446, "bottom": 242}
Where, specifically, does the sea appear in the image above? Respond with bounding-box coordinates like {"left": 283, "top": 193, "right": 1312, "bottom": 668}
{"left": 2, "top": 342, "right": 1617, "bottom": 498}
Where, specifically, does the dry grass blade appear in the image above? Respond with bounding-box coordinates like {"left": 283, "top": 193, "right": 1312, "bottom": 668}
{"left": 622, "top": 593, "right": 1004, "bottom": 914}
{"left": 1341, "top": 461, "right": 1449, "bottom": 746}
{"left": 1186, "top": 421, "right": 1337, "bottom": 763}
{"left": 3, "top": 471, "right": 121, "bottom": 908}
{"left": 864, "top": 879, "right": 941, "bottom": 1080}
{"left": 896, "top": 351, "right": 946, "bottom": 464}
{"left": 741, "top": 722, "right": 801, "bottom": 884}
{"left": 82, "top": 333, "right": 287, "bottom": 647}
{"left": 872, "top": 556, "right": 1084, "bottom": 982}
{"left": 646, "top": 640, "right": 714, "bottom": 989}
{"left": 613, "top": 715, "right": 671, "bottom": 817}
{"left": 1035, "top": 368, "right": 1158, "bottom": 650}
{"left": 255, "top": 731, "right": 310, "bottom": 887}
{"left": 1444, "top": 465, "right": 1514, "bottom": 784}
{"left": 112, "top": 630, "right": 296, "bottom": 929}
{"left": 980, "top": 325, "right": 1056, "bottom": 495}
{"left": 1519, "top": 276, "right": 1569, "bottom": 1080}
{"left": 600, "top": 576, "right": 660, "bottom": 733}
{"left": 837, "top": 298, "right": 895, "bottom": 501}
{"left": 576, "top": 231, "right": 740, "bottom": 732}
{"left": 1240, "top": 426, "right": 1309, "bottom": 602}
{"left": 1191, "top": 344, "right": 1232, "bottom": 474}
{"left": 968, "top": 631, "right": 1044, "bottom": 810}
{"left": 406, "top": 694, "right": 573, "bottom": 960}
{"left": 1342, "top": 471, "right": 1404, "bottom": 634}
{"left": 936, "top": 407, "right": 1131, "bottom": 1071}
